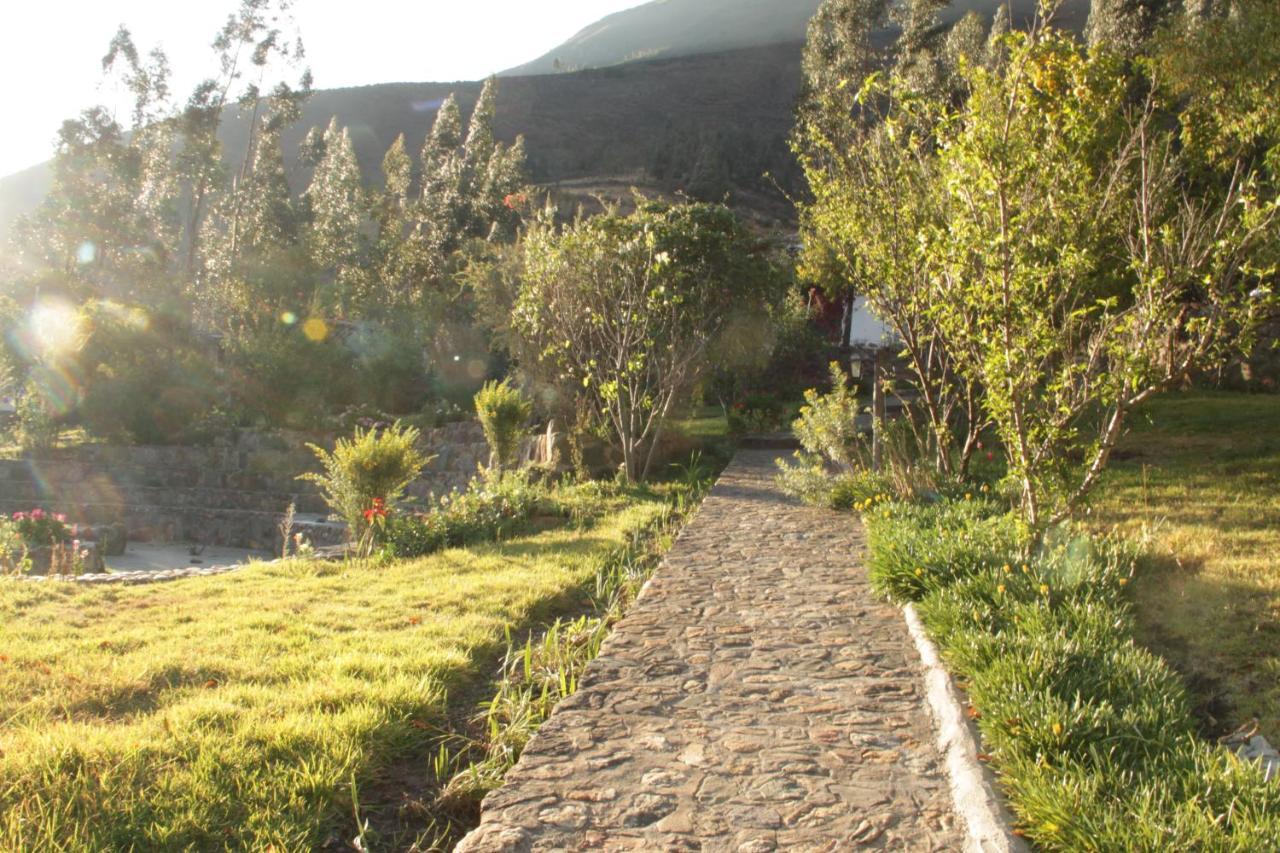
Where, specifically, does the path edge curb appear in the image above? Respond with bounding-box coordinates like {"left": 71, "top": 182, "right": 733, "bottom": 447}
{"left": 902, "top": 602, "right": 1028, "bottom": 853}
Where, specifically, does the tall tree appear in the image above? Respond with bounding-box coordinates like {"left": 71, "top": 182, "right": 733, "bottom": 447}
{"left": 1086, "top": 0, "right": 1175, "bottom": 56}
{"left": 514, "top": 200, "right": 783, "bottom": 481}
{"left": 305, "top": 118, "right": 368, "bottom": 317}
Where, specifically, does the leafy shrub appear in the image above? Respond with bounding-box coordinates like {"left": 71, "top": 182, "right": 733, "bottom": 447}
{"left": 775, "top": 455, "right": 888, "bottom": 510}
{"left": 10, "top": 508, "right": 72, "bottom": 546}
{"left": 727, "top": 391, "right": 786, "bottom": 435}
{"left": 75, "top": 304, "right": 222, "bottom": 445}
{"left": 299, "top": 422, "right": 433, "bottom": 549}
{"left": 474, "top": 379, "right": 532, "bottom": 471}
{"left": 0, "top": 517, "right": 29, "bottom": 575}
{"left": 382, "top": 469, "right": 554, "bottom": 559}
{"left": 14, "top": 379, "right": 60, "bottom": 453}
{"left": 224, "top": 326, "right": 360, "bottom": 429}
{"left": 793, "top": 361, "right": 865, "bottom": 471}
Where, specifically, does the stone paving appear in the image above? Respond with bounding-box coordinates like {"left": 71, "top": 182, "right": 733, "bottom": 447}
{"left": 458, "top": 450, "right": 961, "bottom": 851}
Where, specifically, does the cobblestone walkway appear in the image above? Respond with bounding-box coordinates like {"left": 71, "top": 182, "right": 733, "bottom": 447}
{"left": 458, "top": 451, "right": 961, "bottom": 851}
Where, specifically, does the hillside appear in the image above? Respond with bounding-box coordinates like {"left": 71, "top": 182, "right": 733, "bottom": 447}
{"left": 502, "top": 0, "right": 824, "bottom": 76}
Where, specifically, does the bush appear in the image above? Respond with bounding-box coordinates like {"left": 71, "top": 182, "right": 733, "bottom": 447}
{"left": 792, "top": 361, "right": 865, "bottom": 471}
{"left": 0, "top": 518, "right": 29, "bottom": 575}
{"left": 224, "top": 326, "right": 360, "bottom": 429}
{"left": 13, "top": 379, "right": 60, "bottom": 453}
{"left": 775, "top": 455, "right": 888, "bottom": 510}
{"left": 10, "top": 508, "right": 72, "bottom": 546}
{"left": 474, "top": 379, "right": 532, "bottom": 471}
{"left": 726, "top": 391, "right": 786, "bottom": 436}
{"left": 382, "top": 469, "right": 554, "bottom": 559}
{"left": 76, "top": 304, "right": 221, "bottom": 445}
{"left": 299, "top": 422, "right": 433, "bottom": 551}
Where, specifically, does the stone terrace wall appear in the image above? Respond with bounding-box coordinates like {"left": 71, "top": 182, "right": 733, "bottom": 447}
{"left": 0, "top": 423, "right": 489, "bottom": 550}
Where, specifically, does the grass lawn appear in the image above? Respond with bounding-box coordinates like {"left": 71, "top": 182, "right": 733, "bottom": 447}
{"left": 0, "top": 492, "right": 668, "bottom": 850}
{"left": 1095, "top": 391, "right": 1280, "bottom": 742}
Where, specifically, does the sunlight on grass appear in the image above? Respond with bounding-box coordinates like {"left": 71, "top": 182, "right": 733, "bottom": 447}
{"left": 1095, "top": 391, "right": 1280, "bottom": 742}
{"left": 0, "top": 498, "right": 665, "bottom": 850}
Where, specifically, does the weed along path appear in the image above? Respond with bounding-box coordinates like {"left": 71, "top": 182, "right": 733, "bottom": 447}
{"left": 459, "top": 451, "right": 961, "bottom": 851}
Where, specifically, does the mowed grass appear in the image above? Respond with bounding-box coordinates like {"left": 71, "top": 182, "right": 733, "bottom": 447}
{"left": 0, "top": 495, "right": 666, "bottom": 850}
{"left": 1095, "top": 391, "right": 1280, "bottom": 742}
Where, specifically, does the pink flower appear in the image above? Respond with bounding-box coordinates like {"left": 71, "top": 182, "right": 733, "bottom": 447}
{"left": 12, "top": 512, "right": 24, "bottom": 521}
{"left": 54, "top": 513, "right": 67, "bottom": 523}
{"left": 31, "top": 509, "right": 45, "bottom": 521}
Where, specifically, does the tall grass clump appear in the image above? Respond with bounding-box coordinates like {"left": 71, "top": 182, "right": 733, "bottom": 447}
{"left": 300, "top": 422, "right": 432, "bottom": 552}
{"left": 473, "top": 380, "right": 532, "bottom": 472}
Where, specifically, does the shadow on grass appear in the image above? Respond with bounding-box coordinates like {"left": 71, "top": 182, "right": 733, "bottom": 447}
{"left": 332, "top": 519, "right": 666, "bottom": 849}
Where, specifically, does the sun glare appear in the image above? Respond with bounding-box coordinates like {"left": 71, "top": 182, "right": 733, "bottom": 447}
{"left": 27, "top": 298, "right": 82, "bottom": 358}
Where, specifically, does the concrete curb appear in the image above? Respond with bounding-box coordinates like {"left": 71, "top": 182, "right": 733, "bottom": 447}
{"left": 902, "top": 603, "right": 1027, "bottom": 853}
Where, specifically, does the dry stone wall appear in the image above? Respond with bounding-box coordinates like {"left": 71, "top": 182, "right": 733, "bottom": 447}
{"left": 0, "top": 423, "right": 489, "bottom": 550}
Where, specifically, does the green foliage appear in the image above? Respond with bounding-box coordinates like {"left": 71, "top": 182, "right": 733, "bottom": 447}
{"left": 514, "top": 197, "right": 783, "bottom": 481}
{"left": 931, "top": 30, "right": 1277, "bottom": 526}
{"left": 1151, "top": 0, "right": 1280, "bottom": 179}
{"left": 0, "top": 517, "right": 29, "bottom": 575}
{"left": 800, "top": 17, "right": 1279, "bottom": 527}
{"left": 725, "top": 391, "right": 786, "bottom": 436}
{"left": 791, "top": 362, "right": 864, "bottom": 471}
{"left": 300, "top": 422, "right": 432, "bottom": 545}
{"left": 473, "top": 379, "right": 532, "bottom": 471}
{"left": 76, "top": 303, "right": 221, "bottom": 445}
{"left": 9, "top": 509, "right": 72, "bottom": 547}
{"left": 775, "top": 457, "right": 889, "bottom": 511}
{"left": 866, "top": 497, "right": 1027, "bottom": 601}
{"left": 13, "top": 379, "right": 60, "bottom": 454}
{"left": 382, "top": 469, "right": 552, "bottom": 559}
{"left": 859, "top": 493, "right": 1280, "bottom": 847}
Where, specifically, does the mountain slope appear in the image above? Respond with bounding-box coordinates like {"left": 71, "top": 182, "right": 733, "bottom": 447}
{"left": 504, "top": 0, "right": 1089, "bottom": 76}
{"left": 502, "top": 0, "right": 823, "bottom": 76}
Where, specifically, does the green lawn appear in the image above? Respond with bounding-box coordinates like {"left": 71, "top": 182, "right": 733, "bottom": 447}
{"left": 1096, "top": 391, "right": 1280, "bottom": 742}
{"left": 0, "top": 493, "right": 667, "bottom": 850}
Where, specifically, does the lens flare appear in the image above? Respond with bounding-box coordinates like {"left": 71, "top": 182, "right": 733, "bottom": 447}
{"left": 281, "top": 311, "right": 298, "bottom": 326}
{"left": 76, "top": 242, "right": 97, "bottom": 265}
{"left": 302, "top": 317, "right": 329, "bottom": 342}
{"left": 26, "top": 298, "right": 82, "bottom": 358}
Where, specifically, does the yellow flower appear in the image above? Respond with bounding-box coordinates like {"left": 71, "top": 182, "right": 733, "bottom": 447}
{"left": 1118, "top": 578, "right": 1129, "bottom": 586}
{"left": 964, "top": 492, "right": 973, "bottom": 501}
{"left": 1002, "top": 564, "right": 1012, "bottom": 574}
{"left": 997, "top": 584, "right": 1006, "bottom": 595}
{"left": 1052, "top": 722, "right": 1063, "bottom": 736}
{"left": 915, "top": 568, "right": 925, "bottom": 577}
{"left": 1039, "top": 584, "right": 1050, "bottom": 595}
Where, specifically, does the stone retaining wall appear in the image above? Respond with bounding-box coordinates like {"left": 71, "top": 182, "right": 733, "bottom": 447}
{"left": 0, "top": 423, "right": 489, "bottom": 550}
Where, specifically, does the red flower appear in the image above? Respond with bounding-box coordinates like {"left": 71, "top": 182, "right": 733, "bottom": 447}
{"left": 363, "top": 498, "right": 388, "bottom": 522}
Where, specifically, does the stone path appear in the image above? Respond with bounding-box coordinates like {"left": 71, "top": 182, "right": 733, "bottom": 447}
{"left": 458, "top": 451, "right": 961, "bottom": 851}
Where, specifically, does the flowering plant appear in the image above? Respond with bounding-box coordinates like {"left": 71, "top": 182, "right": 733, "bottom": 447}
{"left": 11, "top": 509, "right": 72, "bottom": 546}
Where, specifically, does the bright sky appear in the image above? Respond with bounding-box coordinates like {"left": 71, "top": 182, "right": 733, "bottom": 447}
{"left": 0, "top": 0, "right": 645, "bottom": 178}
